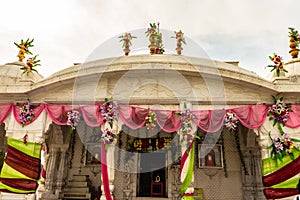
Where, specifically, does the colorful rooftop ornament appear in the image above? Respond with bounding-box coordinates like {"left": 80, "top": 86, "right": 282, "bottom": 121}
{"left": 14, "top": 38, "right": 34, "bottom": 62}
{"left": 145, "top": 22, "right": 164, "bottom": 54}
{"left": 267, "top": 53, "right": 288, "bottom": 77}
{"left": 288, "top": 27, "right": 300, "bottom": 58}
{"left": 118, "top": 32, "right": 137, "bottom": 56}
{"left": 172, "top": 30, "right": 186, "bottom": 55}
{"left": 21, "top": 55, "right": 40, "bottom": 75}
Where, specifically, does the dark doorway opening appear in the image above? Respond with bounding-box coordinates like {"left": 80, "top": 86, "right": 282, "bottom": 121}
{"left": 137, "top": 152, "right": 167, "bottom": 197}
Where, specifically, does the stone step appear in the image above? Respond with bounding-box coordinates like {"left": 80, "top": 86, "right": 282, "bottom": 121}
{"left": 63, "top": 187, "right": 90, "bottom": 193}
{"left": 0, "top": 193, "right": 27, "bottom": 200}
{"left": 67, "top": 181, "right": 88, "bottom": 187}
{"left": 72, "top": 174, "right": 90, "bottom": 182}
{"left": 61, "top": 192, "right": 91, "bottom": 199}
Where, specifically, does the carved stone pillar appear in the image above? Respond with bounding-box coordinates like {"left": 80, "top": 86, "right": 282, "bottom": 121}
{"left": 44, "top": 147, "right": 59, "bottom": 192}
{"left": 171, "top": 165, "right": 181, "bottom": 200}
{"left": 241, "top": 149, "right": 255, "bottom": 200}
{"left": 252, "top": 149, "right": 266, "bottom": 200}
{"left": 42, "top": 124, "right": 69, "bottom": 200}
{"left": 56, "top": 145, "right": 69, "bottom": 194}
{"left": 240, "top": 128, "right": 266, "bottom": 200}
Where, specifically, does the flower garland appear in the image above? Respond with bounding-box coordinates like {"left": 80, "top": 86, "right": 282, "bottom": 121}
{"left": 18, "top": 99, "right": 35, "bottom": 127}
{"left": 101, "top": 128, "right": 118, "bottom": 145}
{"left": 266, "top": 53, "right": 288, "bottom": 77}
{"left": 177, "top": 108, "right": 194, "bottom": 136}
{"left": 268, "top": 132, "right": 300, "bottom": 162}
{"left": 67, "top": 110, "right": 81, "bottom": 130}
{"left": 21, "top": 55, "right": 40, "bottom": 75}
{"left": 220, "top": 133, "right": 228, "bottom": 177}
{"left": 99, "top": 98, "right": 118, "bottom": 128}
{"left": 267, "top": 96, "right": 300, "bottom": 163}
{"left": 14, "top": 38, "right": 34, "bottom": 62}
{"left": 145, "top": 111, "right": 157, "bottom": 131}
{"left": 224, "top": 111, "right": 239, "bottom": 134}
{"left": 268, "top": 96, "right": 290, "bottom": 132}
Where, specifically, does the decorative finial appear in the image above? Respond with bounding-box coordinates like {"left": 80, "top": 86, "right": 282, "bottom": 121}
{"left": 145, "top": 22, "right": 164, "bottom": 54}
{"left": 14, "top": 38, "right": 41, "bottom": 75}
{"left": 288, "top": 27, "right": 300, "bottom": 58}
{"left": 21, "top": 55, "right": 41, "bottom": 75}
{"left": 171, "top": 30, "right": 186, "bottom": 55}
{"left": 14, "top": 38, "right": 34, "bottom": 62}
{"left": 118, "top": 33, "right": 137, "bottom": 56}
{"left": 266, "top": 53, "right": 288, "bottom": 77}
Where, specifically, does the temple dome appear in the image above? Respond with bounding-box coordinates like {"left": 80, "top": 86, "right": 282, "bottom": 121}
{"left": 0, "top": 61, "right": 43, "bottom": 85}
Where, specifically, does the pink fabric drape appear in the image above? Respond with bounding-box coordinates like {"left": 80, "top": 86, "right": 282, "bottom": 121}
{"left": 155, "top": 110, "right": 181, "bottom": 133}
{"left": 231, "top": 104, "right": 269, "bottom": 129}
{"left": 192, "top": 109, "right": 226, "bottom": 133}
{"left": 80, "top": 105, "right": 104, "bottom": 127}
{"left": 286, "top": 104, "right": 300, "bottom": 128}
{"left": 118, "top": 105, "right": 149, "bottom": 129}
{"left": 0, "top": 103, "right": 299, "bottom": 132}
{"left": 101, "top": 142, "right": 112, "bottom": 200}
{"left": 0, "top": 104, "right": 12, "bottom": 124}
{"left": 13, "top": 104, "right": 45, "bottom": 126}
{"left": 45, "top": 105, "right": 80, "bottom": 125}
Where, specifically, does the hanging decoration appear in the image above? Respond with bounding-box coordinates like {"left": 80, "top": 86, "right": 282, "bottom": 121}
{"left": 268, "top": 132, "right": 300, "bottom": 162}
{"left": 224, "top": 111, "right": 239, "bottom": 134}
{"left": 67, "top": 110, "right": 81, "bottom": 130}
{"left": 118, "top": 32, "right": 137, "bottom": 56}
{"left": 145, "top": 111, "right": 157, "bottom": 131}
{"left": 23, "top": 133, "right": 28, "bottom": 145}
{"left": 99, "top": 98, "right": 118, "bottom": 129}
{"left": 101, "top": 128, "right": 118, "bottom": 145}
{"left": 18, "top": 99, "right": 35, "bottom": 127}
{"left": 262, "top": 96, "right": 300, "bottom": 199}
{"left": 177, "top": 108, "right": 195, "bottom": 137}
{"left": 266, "top": 53, "right": 288, "bottom": 77}
{"left": 268, "top": 96, "right": 290, "bottom": 132}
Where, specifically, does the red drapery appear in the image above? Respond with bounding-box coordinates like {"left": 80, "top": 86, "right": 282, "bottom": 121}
{"left": 0, "top": 103, "right": 299, "bottom": 132}
{"left": 0, "top": 104, "right": 12, "bottom": 124}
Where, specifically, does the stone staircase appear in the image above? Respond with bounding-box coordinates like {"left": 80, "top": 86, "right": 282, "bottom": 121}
{"left": 60, "top": 174, "right": 92, "bottom": 200}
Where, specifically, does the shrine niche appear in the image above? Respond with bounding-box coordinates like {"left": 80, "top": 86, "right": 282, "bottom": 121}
{"left": 198, "top": 144, "right": 223, "bottom": 168}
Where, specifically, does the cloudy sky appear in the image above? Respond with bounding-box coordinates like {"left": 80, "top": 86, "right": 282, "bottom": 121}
{"left": 0, "top": 0, "right": 299, "bottom": 78}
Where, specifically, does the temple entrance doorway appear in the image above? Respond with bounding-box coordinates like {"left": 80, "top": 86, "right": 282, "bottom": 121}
{"left": 137, "top": 151, "right": 167, "bottom": 197}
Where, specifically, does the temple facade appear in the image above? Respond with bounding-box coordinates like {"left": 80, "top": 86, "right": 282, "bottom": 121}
{"left": 0, "top": 52, "right": 300, "bottom": 200}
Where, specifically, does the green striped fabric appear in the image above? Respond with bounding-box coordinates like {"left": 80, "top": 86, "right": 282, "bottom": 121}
{"left": 0, "top": 137, "right": 41, "bottom": 194}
